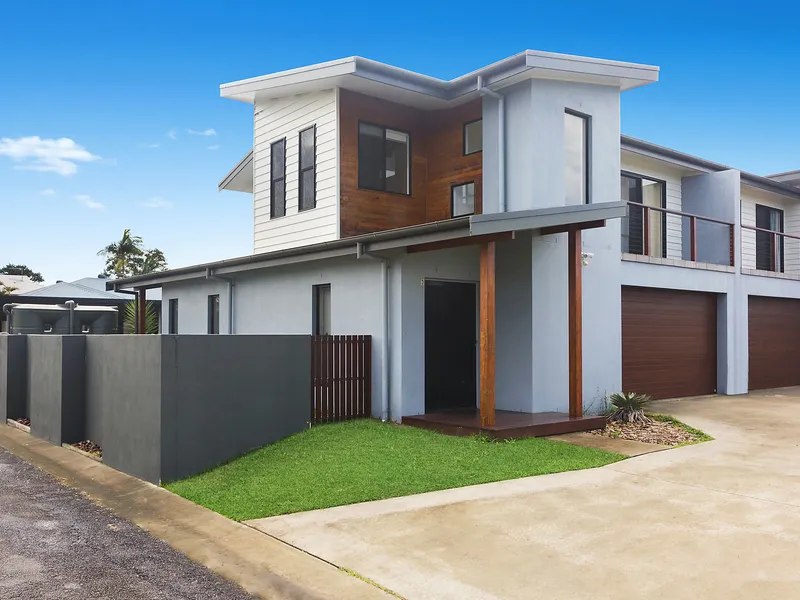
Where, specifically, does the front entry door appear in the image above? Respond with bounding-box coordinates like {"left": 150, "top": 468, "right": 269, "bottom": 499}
{"left": 425, "top": 280, "right": 477, "bottom": 412}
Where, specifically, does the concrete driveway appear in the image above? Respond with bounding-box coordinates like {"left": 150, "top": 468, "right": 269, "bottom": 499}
{"left": 249, "top": 390, "right": 800, "bottom": 600}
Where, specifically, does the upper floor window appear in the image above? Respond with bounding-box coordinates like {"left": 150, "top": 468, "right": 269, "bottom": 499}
{"left": 299, "top": 126, "right": 316, "bottom": 211}
{"left": 621, "top": 172, "right": 666, "bottom": 258}
{"left": 564, "top": 110, "right": 589, "bottom": 205}
{"left": 358, "top": 122, "right": 410, "bottom": 195}
{"left": 463, "top": 119, "right": 482, "bottom": 155}
{"left": 756, "top": 204, "right": 784, "bottom": 272}
{"left": 451, "top": 182, "right": 475, "bottom": 217}
{"left": 270, "top": 138, "right": 286, "bottom": 218}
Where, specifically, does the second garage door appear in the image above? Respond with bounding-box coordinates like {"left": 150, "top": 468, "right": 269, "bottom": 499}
{"left": 622, "top": 287, "right": 718, "bottom": 399}
{"left": 748, "top": 296, "right": 800, "bottom": 390}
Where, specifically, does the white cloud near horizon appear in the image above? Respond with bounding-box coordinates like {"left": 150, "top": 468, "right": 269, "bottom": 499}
{"left": 0, "top": 136, "right": 100, "bottom": 176}
{"left": 188, "top": 128, "right": 217, "bottom": 136}
{"left": 142, "top": 196, "right": 173, "bottom": 209}
{"left": 74, "top": 194, "right": 104, "bottom": 210}
{"left": 207, "top": 144, "right": 220, "bottom": 150}
{"left": 40, "top": 188, "right": 56, "bottom": 196}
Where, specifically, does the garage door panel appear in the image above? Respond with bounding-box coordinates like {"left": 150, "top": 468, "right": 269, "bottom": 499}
{"left": 622, "top": 287, "right": 717, "bottom": 399}
{"left": 748, "top": 296, "right": 800, "bottom": 390}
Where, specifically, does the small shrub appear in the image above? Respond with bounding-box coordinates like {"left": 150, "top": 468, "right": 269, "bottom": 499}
{"left": 607, "top": 392, "right": 653, "bottom": 425}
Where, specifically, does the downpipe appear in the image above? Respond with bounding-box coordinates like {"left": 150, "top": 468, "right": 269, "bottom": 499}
{"left": 356, "top": 243, "right": 391, "bottom": 422}
{"left": 477, "top": 75, "right": 506, "bottom": 213}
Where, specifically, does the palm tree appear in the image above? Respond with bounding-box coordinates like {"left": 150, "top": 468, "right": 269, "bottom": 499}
{"left": 98, "top": 229, "right": 144, "bottom": 278}
{"left": 0, "top": 284, "right": 18, "bottom": 295}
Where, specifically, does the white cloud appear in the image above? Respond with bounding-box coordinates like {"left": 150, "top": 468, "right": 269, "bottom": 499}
{"left": 207, "top": 145, "right": 220, "bottom": 151}
{"left": 142, "top": 143, "right": 160, "bottom": 148}
{"left": 74, "top": 194, "right": 104, "bottom": 210}
{"left": 142, "top": 196, "right": 173, "bottom": 209}
{"left": 0, "top": 136, "right": 100, "bottom": 176}
{"left": 39, "top": 188, "right": 56, "bottom": 196}
{"left": 167, "top": 130, "right": 177, "bottom": 140}
{"left": 188, "top": 128, "right": 217, "bottom": 136}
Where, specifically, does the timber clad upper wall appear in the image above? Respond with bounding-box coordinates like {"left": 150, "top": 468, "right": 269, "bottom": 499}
{"left": 339, "top": 89, "right": 483, "bottom": 238}
{"left": 253, "top": 90, "right": 338, "bottom": 253}
{"left": 740, "top": 186, "right": 800, "bottom": 275}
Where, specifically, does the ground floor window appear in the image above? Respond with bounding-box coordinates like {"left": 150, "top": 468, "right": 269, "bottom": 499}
{"left": 168, "top": 298, "right": 178, "bottom": 334}
{"left": 313, "top": 284, "right": 331, "bottom": 335}
{"left": 208, "top": 294, "right": 220, "bottom": 334}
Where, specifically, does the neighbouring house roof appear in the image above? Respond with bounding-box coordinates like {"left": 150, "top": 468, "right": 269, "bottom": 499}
{"left": 621, "top": 136, "right": 800, "bottom": 201}
{"left": 220, "top": 51, "right": 659, "bottom": 108}
{"left": 108, "top": 201, "right": 627, "bottom": 290}
{"left": 767, "top": 170, "right": 800, "bottom": 187}
{"left": 0, "top": 275, "right": 42, "bottom": 294}
{"left": 22, "top": 279, "right": 131, "bottom": 301}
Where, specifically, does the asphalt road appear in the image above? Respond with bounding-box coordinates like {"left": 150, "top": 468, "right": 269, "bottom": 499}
{"left": 0, "top": 447, "right": 256, "bottom": 599}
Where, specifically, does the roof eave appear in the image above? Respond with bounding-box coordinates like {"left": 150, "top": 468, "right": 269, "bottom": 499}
{"left": 218, "top": 150, "right": 254, "bottom": 192}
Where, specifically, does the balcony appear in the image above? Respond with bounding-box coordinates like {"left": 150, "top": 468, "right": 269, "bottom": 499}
{"left": 741, "top": 225, "right": 800, "bottom": 280}
{"left": 621, "top": 202, "right": 736, "bottom": 271}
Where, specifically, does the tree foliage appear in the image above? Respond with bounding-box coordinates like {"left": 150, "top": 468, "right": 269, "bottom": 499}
{"left": 97, "top": 229, "right": 168, "bottom": 279}
{"left": 0, "top": 264, "right": 44, "bottom": 283}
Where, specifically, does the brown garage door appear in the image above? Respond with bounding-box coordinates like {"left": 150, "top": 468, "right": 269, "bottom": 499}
{"left": 622, "top": 287, "right": 717, "bottom": 399}
{"left": 748, "top": 296, "right": 800, "bottom": 390}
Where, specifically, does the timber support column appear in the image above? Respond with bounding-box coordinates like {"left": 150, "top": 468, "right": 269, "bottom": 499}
{"left": 136, "top": 288, "right": 147, "bottom": 335}
{"left": 568, "top": 228, "right": 583, "bottom": 418}
{"left": 480, "top": 241, "right": 496, "bottom": 427}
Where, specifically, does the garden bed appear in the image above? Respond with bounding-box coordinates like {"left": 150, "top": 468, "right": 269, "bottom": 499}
{"left": 591, "top": 414, "right": 711, "bottom": 446}
{"left": 6, "top": 418, "right": 31, "bottom": 433}
{"left": 64, "top": 440, "right": 103, "bottom": 462}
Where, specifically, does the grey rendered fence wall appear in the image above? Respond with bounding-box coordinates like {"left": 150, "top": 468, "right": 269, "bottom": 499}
{"left": 4, "top": 334, "right": 311, "bottom": 484}
{"left": 160, "top": 335, "right": 311, "bottom": 482}
{"left": 0, "top": 335, "right": 28, "bottom": 422}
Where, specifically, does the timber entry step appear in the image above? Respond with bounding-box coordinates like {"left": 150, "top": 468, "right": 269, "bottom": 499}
{"left": 402, "top": 409, "right": 607, "bottom": 440}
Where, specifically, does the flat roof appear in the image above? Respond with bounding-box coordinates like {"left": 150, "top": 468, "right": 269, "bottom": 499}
{"left": 221, "top": 51, "right": 659, "bottom": 108}
{"left": 108, "top": 202, "right": 627, "bottom": 290}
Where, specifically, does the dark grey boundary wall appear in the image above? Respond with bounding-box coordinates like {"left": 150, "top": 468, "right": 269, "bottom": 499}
{"left": 85, "top": 335, "right": 163, "bottom": 483}
{"left": 29, "top": 336, "right": 86, "bottom": 445}
{"left": 160, "top": 335, "right": 311, "bottom": 482}
{"left": 0, "top": 335, "right": 28, "bottom": 422}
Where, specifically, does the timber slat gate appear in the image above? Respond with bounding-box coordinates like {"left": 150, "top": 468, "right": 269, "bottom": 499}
{"left": 311, "top": 335, "right": 372, "bottom": 424}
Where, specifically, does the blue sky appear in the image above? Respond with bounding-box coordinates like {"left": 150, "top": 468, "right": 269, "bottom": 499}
{"left": 2, "top": 1, "right": 799, "bottom": 283}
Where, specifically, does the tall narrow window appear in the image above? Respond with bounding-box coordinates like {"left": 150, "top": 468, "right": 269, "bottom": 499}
{"left": 451, "top": 182, "right": 475, "bottom": 217}
{"left": 621, "top": 172, "right": 666, "bottom": 257}
{"left": 208, "top": 294, "right": 220, "bottom": 334}
{"left": 270, "top": 138, "right": 286, "bottom": 218}
{"left": 564, "top": 110, "right": 589, "bottom": 205}
{"left": 299, "top": 125, "right": 316, "bottom": 211}
{"left": 168, "top": 299, "right": 179, "bottom": 334}
{"left": 313, "top": 284, "right": 331, "bottom": 335}
{"left": 358, "top": 122, "right": 410, "bottom": 195}
{"left": 463, "top": 119, "right": 482, "bottom": 155}
{"left": 756, "top": 204, "right": 784, "bottom": 272}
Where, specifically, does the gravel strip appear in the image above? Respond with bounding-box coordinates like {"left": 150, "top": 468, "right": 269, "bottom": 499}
{"left": 590, "top": 419, "right": 700, "bottom": 446}
{"left": 0, "top": 447, "right": 256, "bottom": 599}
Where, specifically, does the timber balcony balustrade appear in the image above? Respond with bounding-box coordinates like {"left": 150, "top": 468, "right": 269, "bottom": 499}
{"left": 622, "top": 202, "right": 736, "bottom": 269}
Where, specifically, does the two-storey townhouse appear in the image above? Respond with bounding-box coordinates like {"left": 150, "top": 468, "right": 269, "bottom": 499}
{"left": 114, "top": 49, "right": 800, "bottom": 436}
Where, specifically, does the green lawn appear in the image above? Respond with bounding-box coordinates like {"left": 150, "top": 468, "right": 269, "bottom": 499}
{"left": 165, "top": 419, "right": 625, "bottom": 521}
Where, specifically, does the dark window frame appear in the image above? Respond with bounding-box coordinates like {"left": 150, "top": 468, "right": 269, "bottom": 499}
{"left": 450, "top": 181, "right": 476, "bottom": 217}
{"left": 168, "top": 298, "right": 178, "bottom": 334}
{"left": 463, "top": 118, "right": 482, "bottom": 156}
{"left": 565, "top": 109, "right": 591, "bottom": 205}
{"left": 357, "top": 120, "right": 412, "bottom": 196}
{"left": 312, "top": 283, "right": 331, "bottom": 336}
{"left": 207, "top": 294, "right": 220, "bottom": 335}
{"left": 621, "top": 170, "right": 668, "bottom": 258}
{"left": 270, "top": 137, "right": 287, "bottom": 218}
{"left": 755, "top": 204, "right": 785, "bottom": 273}
{"left": 298, "top": 125, "right": 316, "bottom": 212}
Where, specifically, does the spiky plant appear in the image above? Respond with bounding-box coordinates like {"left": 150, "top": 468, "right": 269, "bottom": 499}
{"left": 123, "top": 300, "right": 160, "bottom": 334}
{"left": 607, "top": 392, "right": 653, "bottom": 425}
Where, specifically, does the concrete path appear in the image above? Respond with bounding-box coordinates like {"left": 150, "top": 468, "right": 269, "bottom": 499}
{"left": 0, "top": 447, "right": 256, "bottom": 599}
{"left": 249, "top": 390, "right": 800, "bottom": 600}
{"left": 0, "top": 425, "right": 391, "bottom": 600}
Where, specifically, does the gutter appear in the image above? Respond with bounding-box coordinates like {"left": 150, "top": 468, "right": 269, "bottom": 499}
{"left": 206, "top": 269, "right": 235, "bottom": 334}
{"left": 356, "top": 243, "right": 390, "bottom": 422}
{"left": 477, "top": 75, "right": 506, "bottom": 213}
